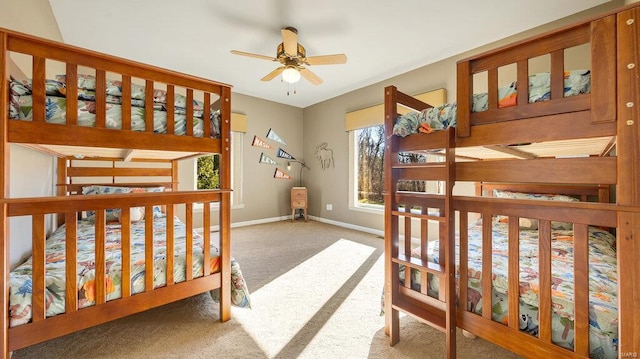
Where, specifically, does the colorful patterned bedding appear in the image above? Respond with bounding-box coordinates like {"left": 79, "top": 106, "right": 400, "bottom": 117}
{"left": 8, "top": 215, "right": 251, "bottom": 327}
{"left": 392, "top": 70, "right": 591, "bottom": 137}
{"left": 401, "top": 220, "right": 617, "bottom": 358}
{"left": 8, "top": 77, "right": 221, "bottom": 137}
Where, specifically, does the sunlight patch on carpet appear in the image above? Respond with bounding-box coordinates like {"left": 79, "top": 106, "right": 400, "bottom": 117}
{"left": 232, "top": 238, "right": 376, "bottom": 358}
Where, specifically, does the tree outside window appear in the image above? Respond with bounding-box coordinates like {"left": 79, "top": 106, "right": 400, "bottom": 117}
{"left": 355, "top": 125, "right": 440, "bottom": 208}
{"left": 197, "top": 154, "right": 220, "bottom": 190}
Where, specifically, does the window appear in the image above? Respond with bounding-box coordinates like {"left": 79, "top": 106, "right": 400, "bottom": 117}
{"left": 349, "top": 125, "right": 442, "bottom": 212}
{"left": 354, "top": 125, "right": 386, "bottom": 208}
{"left": 193, "top": 132, "right": 243, "bottom": 208}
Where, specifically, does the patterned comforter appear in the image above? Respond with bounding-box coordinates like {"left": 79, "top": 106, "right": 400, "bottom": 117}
{"left": 8, "top": 216, "right": 251, "bottom": 327}
{"left": 8, "top": 77, "right": 221, "bottom": 137}
{"left": 392, "top": 70, "right": 591, "bottom": 137}
{"left": 402, "top": 220, "right": 618, "bottom": 358}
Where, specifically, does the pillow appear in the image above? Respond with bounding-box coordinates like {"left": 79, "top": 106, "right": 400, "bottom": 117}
{"left": 115, "top": 207, "right": 145, "bottom": 223}
{"left": 82, "top": 185, "right": 165, "bottom": 221}
{"left": 493, "top": 189, "right": 578, "bottom": 230}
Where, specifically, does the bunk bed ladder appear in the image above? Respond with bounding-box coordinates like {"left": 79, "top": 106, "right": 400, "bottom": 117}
{"left": 385, "top": 125, "right": 457, "bottom": 358}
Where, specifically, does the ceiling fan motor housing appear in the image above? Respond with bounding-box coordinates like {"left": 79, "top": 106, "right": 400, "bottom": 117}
{"left": 277, "top": 42, "right": 306, "bottom": 60}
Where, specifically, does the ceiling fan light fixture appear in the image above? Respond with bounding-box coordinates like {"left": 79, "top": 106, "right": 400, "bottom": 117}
{"left": 282, "top": 66, "right": 301, "bottom": 84}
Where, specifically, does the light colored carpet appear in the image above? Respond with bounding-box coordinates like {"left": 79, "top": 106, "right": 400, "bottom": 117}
{"left": 12, "top": 220, "right": 522, "bottom": 358}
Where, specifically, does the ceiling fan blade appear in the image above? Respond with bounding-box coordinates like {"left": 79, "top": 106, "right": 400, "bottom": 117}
{"left": 299, "top": 67, "right": 323, "bottom": 85}
{"left": 305, "top": 54, "right": 347, "bottom": 65}
{"left": 281, "top": 27, "right": 298, "bottom": 56}
{"left": 230, "top": 50, "right": 276, "bottom": 62}
{"left": 261, "top": 66, "right": 285, "bottom": 81}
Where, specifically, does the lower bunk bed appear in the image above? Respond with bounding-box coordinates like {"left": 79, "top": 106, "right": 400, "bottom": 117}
{"left": 396, "top": 185, "right": 618, "bottom": 358}
{"left": 8, "top": 193, "right": 251, "bottom": 328}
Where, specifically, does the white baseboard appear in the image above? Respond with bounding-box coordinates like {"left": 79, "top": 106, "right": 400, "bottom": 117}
{"left": 195, "top": 215, "right": 382, "bottom": 237}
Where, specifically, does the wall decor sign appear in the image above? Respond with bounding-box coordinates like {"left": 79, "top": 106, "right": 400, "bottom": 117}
{"left": 252, "top": 135, "right": 273, "bottom": 149}
{"left": 274, "top": 168, "right": 292, "bottom": 179}
{"left": 276, "top": 148, "right": 295, "bottom": 160}
{"left": 266, "top": 128, "right": 286, "bottom": 146}
{"left": 259, "top": 153, "right": 279, "bottom": 165}
{"left": 315, "top": 142, "right": 334, "bottom": 170}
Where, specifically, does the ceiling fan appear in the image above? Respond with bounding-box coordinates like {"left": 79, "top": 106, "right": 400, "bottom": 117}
{"left": 231, "top": 27, "right": 347, "bottom": 85}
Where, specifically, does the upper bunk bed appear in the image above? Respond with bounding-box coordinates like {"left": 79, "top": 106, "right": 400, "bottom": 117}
{"left": 383, "top": 3, "right": 639, "bottom": 359}
{"left": 0, "top": 27, "right": 239, "bottom": 355}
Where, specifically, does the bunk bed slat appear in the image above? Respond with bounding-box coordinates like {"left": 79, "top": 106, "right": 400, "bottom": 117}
{"left": 203, "top": 93, "right": 211, "bottom": 138}
{"left": 487, "top": 68, "right": 498, "bottom": 111}
{"left": 186, "top": 203, "right": 193, "bottom": 281}
{"left": 64, "top": 213, "right": 78, "bottom": 313}
{"left": 550, "top": 50, "right": 564, "bottom": 100}
{"left": 121, "top": 75, "right": 132, "bottom": 131}
{"left": 95, "top": 70, "right": 107, "bottom": 128}
{"left": 145, "top": 80, "right": 154, "bottom": 133}
{"left": 186, "top": 89, "right": 194, "bottom": 137}
{"left": 458, "top": 212, "right": 469, "bottom": 313}
{"left": 506, "top": 219, "right": 519, "bottom": 330}
{"left": 537, "top": 220, "right": 552, "bottom": 343}
{"left": 481, "top": 215, "right": 492, "bottom": 320}
{"left": 120, "top": 209, "right": 132, "bottom": 297}
{"left": 516, "top": 60, "right": 528, "bottom": 106}
{"left": 31, "top": 214, "right": 45, "bottom": 322}
{"left": 203, "top": 203, "right": 211, "bottom": 277}
{"left": 65, "top": 64, "right": 78, "bottom": 126}
{"left": 31, "top": 56, "right": 46, "bottom": 122}
{"left": 166, "top": 85, "right": 175, "bottom": 135}
{"left": 144, "top": 206, "right": 154, "bottom": 292}
{"left": 166, "top": 206, "right": 175, "bottom": 286}
{"left": 95, "top": 210, "right": 106, "bottom": 305}
{"left": 572, "top": 223, "right": 590, "bottom": 356}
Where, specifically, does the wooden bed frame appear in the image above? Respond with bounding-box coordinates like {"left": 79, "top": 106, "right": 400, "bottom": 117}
{"left": 384, "top": 3, "right": 639, "bottom": 358}
{"left": 0, "top": 27, "right": 233, "bottom": 356}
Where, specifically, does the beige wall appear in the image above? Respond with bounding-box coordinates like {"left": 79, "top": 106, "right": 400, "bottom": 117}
{"left": 302, "top": 0, "right": 625, "bottom": 233}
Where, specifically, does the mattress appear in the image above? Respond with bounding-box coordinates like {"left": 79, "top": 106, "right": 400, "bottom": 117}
{"left": 401, "top": 220, "right": 617, "bottom": 358}
{"left": 8, "top": 77, "right": 221, "bottom": 137}
{"left": 392, "top": 70, "right": 591, "bottom": 137}
{"left": 8, "top": 215, "right": 251, "bottom": 327}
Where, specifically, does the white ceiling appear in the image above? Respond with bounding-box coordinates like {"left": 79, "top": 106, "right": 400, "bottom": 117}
{"left": 48, "top": 0, "right": 610, "bottom": 108}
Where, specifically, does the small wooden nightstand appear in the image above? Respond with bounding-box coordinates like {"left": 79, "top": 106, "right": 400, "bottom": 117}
{"left": 291, "top": 187, "right": 308, "bottom": 222}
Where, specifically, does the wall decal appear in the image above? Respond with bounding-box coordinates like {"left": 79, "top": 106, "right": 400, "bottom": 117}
{"left": 276, "top": 148, "right": 295, "bottom": 160}
{"left": 259, "top": 153, "right": 279, "bottom": 165}
{"left": 266, "top": 128, "right": 286, "bottom": 146}
{"left": 315, "top": 142, "right": 334, "bottom": 170}
{"left": 274, "top": 168, "right": 292, "bottom": 179}
{"left": 252, "top": 135, "right": 273, "bottom": 149}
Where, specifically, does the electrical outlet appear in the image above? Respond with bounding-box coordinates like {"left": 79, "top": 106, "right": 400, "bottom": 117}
{"left": 326, "top": 204, "right": 333, "bottom": 211}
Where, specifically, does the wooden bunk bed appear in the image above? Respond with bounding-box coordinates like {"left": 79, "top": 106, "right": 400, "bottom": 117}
{"left": 383, "top": 3, "right": 639, "bottom": 359}
{"left": 0, "top": 27, "right": 246, "bottom": 356}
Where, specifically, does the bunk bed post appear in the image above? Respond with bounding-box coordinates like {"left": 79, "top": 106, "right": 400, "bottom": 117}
{"left": 456, "top": 61, "right": 471, "bottom": 138}
{"left": 616, "top": 6, "right": 640, "bottom": 356}
{"left": 219, "top": 86, "right": 232, "bottom": 322}
{"left": 56, "top": 157, "right": 67, "bottom": 227}
{"left": 0, "top": 31, "right": 9, "bottom": 359}
{"left": 383, "top": 86, "right": 400, "bottom": 344}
